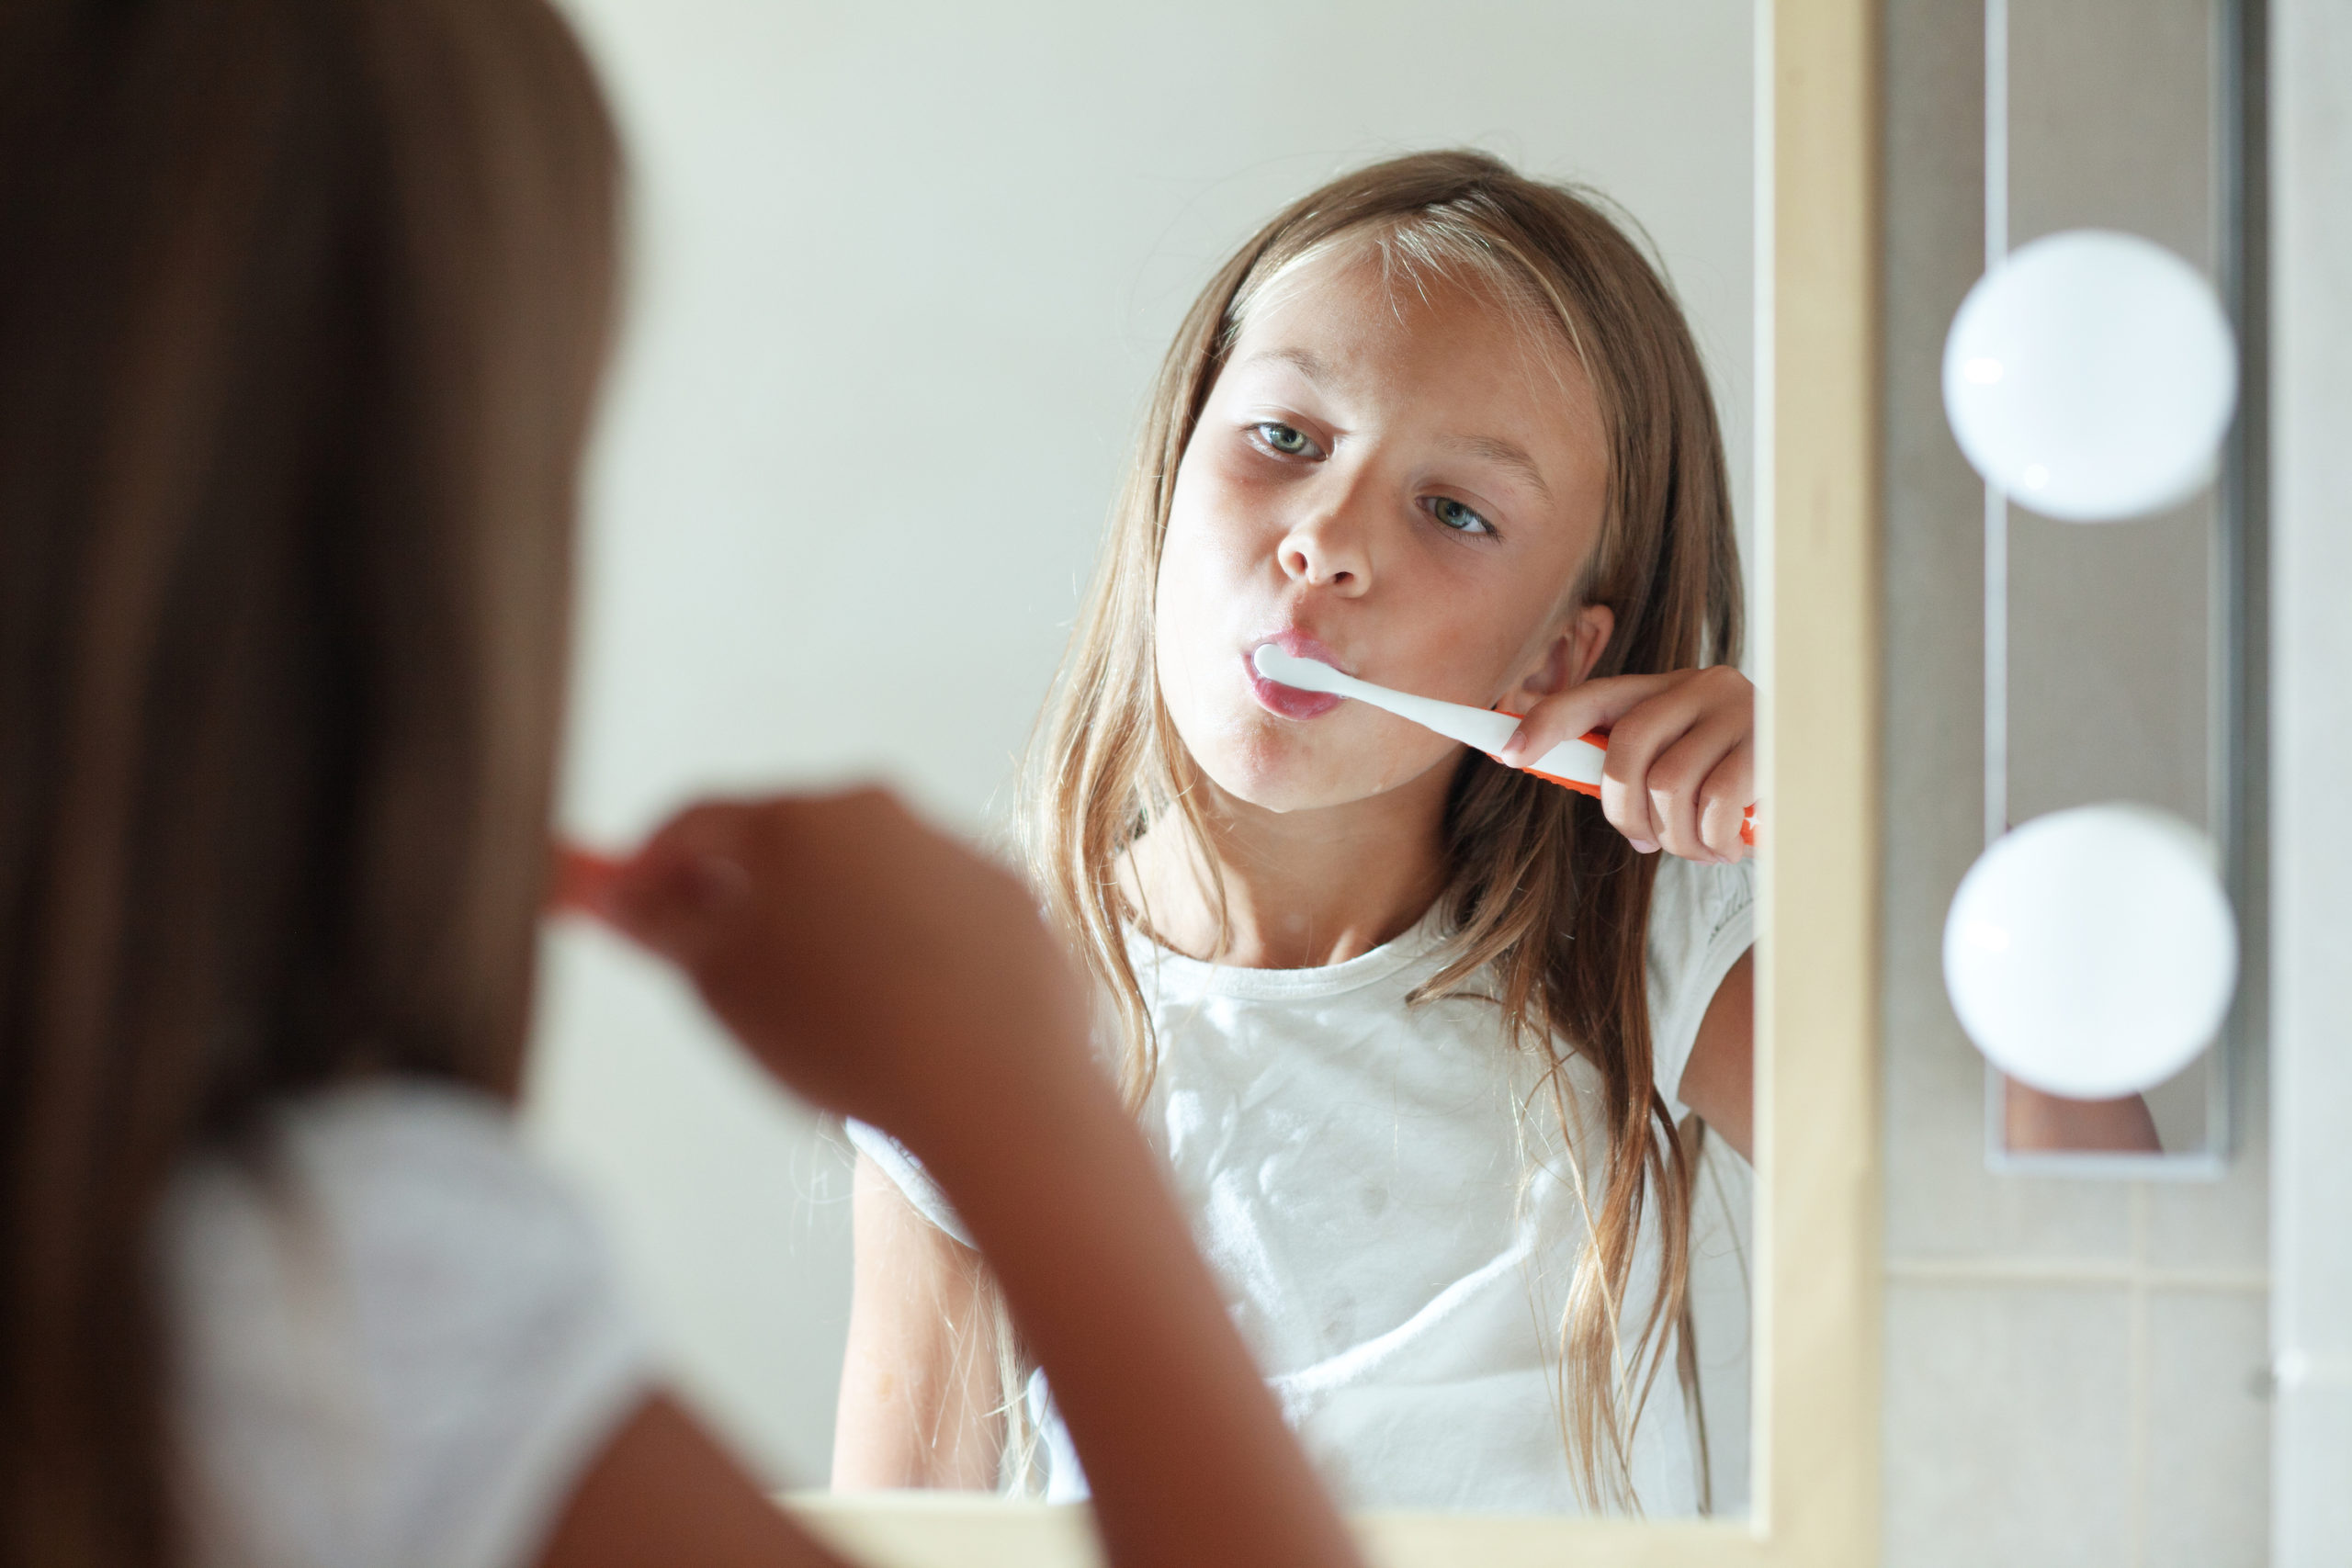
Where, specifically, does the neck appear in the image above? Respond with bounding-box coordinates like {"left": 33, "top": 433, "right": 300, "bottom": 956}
{"left": 1125, "top": 759, "right": 1456, "bottom": 969}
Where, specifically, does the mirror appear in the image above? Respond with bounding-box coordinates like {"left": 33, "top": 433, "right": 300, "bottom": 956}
{"left": 1965, "top": 0, "right": 2258, "bottom": 1172}
{"left": 524, "top": 0, "right": 1881, "bottom": 1559}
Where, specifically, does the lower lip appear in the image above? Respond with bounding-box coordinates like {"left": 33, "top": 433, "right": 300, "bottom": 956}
{"left": 1245, "top": 656, "right": 1342, "bottom": 719}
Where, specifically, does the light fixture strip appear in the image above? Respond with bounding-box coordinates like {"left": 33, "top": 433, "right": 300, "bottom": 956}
{"left": 1983, "top": 0, "right": 2010, "bottom": 849}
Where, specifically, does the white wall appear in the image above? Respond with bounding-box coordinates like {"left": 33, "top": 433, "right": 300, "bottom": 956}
{"left": 527, "top": 0, "right": 1754, "bottom": 1484}
{"left": 2270, "top": 2, "right": 2352, "bottom": 1559}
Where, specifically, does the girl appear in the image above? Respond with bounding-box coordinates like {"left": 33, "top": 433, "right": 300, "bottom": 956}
{"left": 838, "top": 151, "right": 1758, "bottom": 1516}
{"left": 0, "top": 3, "right": 1361, "bottom": 1566}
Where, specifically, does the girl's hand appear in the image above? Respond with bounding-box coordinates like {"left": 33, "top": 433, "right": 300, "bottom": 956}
{"left": 556, "top": 789, "right": 1094, "bottom": 1156}
{"left": 555, "top": 800, "right": 1366, "bottom": 1568}
{"left": 1497, "top": 665, "right": 1755, "bottom": 863}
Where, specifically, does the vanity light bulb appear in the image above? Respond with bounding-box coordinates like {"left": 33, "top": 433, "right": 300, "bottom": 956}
{"left": 1942, "top": 230, "right": 2237, "bottom": 523}
{"left": 1942, "top": 804, "right": 2236, "bottom": 1100}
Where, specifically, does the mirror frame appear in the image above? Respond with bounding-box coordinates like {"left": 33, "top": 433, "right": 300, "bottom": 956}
{"left": 794, "top": 2, "right": 1883, "bottom": 1561}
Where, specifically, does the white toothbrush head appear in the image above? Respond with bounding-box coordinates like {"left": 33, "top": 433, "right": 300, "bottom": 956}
{"left": 1251, "top": 643, "right": 1349, "bottom": 694}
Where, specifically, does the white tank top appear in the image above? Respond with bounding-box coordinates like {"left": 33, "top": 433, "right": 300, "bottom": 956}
{"left": 853, "top": 853, "right": 1755, "bottom": 1515}
{"left": 161, "top": 1080, "right": 652, "bottom": 1568}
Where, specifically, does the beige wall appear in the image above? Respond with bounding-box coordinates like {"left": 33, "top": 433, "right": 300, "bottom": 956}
{"left": 524, "top": 0, "right": 1756, "bottom": 1484}
{"left": 1879, "top": 3, "right": 2270, "bottom": 1563}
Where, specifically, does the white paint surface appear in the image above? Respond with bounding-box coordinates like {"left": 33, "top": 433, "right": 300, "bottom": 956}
{"left": 2271, "top": 2, "right": 2352, "bottom": 1558}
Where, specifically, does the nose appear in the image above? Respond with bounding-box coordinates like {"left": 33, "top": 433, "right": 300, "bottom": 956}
{"left": 1278, "top": 502, "right": 1374, "bottom": 595}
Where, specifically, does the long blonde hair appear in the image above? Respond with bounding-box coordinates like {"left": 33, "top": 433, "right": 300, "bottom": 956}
{"left": 1019, "top": 150, "right": 1741, "bottom": 1510}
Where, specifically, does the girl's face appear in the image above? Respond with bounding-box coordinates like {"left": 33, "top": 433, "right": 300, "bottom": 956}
{"left": 1155, "top": 251, "right": 1614, "bottom": 814}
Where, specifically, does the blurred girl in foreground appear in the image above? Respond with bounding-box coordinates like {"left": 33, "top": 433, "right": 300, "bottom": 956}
{"left": 0, "top": 4, "right": 1357, "bottom": 1567}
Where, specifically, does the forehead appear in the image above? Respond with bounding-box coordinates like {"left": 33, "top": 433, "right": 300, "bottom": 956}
{"left": 1225, "top": 242, "right": 1601, "bottom": 450}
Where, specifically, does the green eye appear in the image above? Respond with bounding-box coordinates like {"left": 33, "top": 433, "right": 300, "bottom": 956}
{"left": 1430, "top": 497, "right": 1494, "bottom": 536}
{"left": 1258, "top": 423, "right": 1314, "bottom": 456}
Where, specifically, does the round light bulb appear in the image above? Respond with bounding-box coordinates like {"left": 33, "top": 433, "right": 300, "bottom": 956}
{"left": 1942, "top": 230, "right": 2237, "bottom": 523}
{"left": 1942, "top": 804, "right": 2236, "bottom": 1099}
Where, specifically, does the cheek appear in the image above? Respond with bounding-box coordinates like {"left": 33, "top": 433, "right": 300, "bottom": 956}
{"left": 1152, "top": 473, "right": 1259, "bottom": 682}
{"left": 1463, "top": 594, "right": 1566, "bottom": 699}
{"left": 1149, "top": 528, "right": 1226, "bottom": 763}
{"left": 1150, "top": 520, "right": 1213, "bottom": 693}
{"left": 1352, "top": 562, "right": 1564, "bottom": 710}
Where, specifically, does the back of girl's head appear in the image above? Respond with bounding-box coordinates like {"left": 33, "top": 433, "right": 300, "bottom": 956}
{"left": 1026, "top": 149, "right": 1739, "bottom": 1508}
{"left": 0, "top": 1, "right": 617, "bottom": 1560}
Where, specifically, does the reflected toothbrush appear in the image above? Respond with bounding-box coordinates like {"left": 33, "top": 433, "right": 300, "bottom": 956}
{"left": 1250, "top": 643, "right": 1756, "bottom": 845}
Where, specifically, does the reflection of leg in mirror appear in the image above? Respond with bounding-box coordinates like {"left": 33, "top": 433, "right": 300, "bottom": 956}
{"left": 2002, "top": 1078, "right": 2161, "bottom": 1154}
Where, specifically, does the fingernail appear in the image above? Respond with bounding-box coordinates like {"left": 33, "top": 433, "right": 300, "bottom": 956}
{"left": 1628, "top": 837, "right": 1659, "bottom": 855}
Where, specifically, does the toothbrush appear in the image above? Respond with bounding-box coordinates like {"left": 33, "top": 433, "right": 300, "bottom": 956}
{"left": 1251, "top": 644, "right": 1756, "bottom": 846}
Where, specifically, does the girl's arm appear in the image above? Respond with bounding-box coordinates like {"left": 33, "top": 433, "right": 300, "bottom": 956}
{"left": 831, "top": 1154, "right": 1003, "bottom": 1490}
{"left": 2004, "top": 1080, "right": 2161, "bottom": 1152}
{"left": 1677, "top": 950, "right": 1755, "bottom": 1164}
{"left": 564, "top": 790, "right": 1361, "bottom": 1568}
{"left": 539, "top": 1394, "right": 855, "bottom": 1568}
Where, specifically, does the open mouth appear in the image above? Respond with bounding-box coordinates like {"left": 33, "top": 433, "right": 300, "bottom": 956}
{"left": 1243, "top": 632, "right": 1345, "bottom": 720}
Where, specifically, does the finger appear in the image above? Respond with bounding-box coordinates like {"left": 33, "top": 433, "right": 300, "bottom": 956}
{"left": 1647, "top": 780, "right": 1698, "bottom": 861}
{"left": 1496, "top": 671, "right": 1685, "bottom": 767}
{"left": 1645, "top": 714, "right": 1747, "bottom": 861}
{"left": 1600, "top": 760, "right": 1657, "bottom": 852}
{"left": 598, "top": 804, "right": 757, "bottom": 964}
{"left": 633, "top": 798, "right": 762, "bottom": 870}
{"left": 1646, "top": 766, "right": 1702, "bottom": 863}
{"left": 1696, "top": 736, "right": 1758, "bottom": 861}
{"left": 616, "top": 786, "right": 939, "bottom": 964}
{"left": 1593, "top": 682, "right": 1716, "bottom": 851}
{"left": 1643, "top": 734, "right": 1714, "bottom": 861}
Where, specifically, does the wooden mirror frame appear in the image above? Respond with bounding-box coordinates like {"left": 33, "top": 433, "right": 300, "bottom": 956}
{"left": 796, "top": 3, "right": 1882, "bottom": 1561}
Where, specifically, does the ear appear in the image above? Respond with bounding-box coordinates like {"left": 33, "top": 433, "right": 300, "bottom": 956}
{"left": 1501, "top": 603, "right": 1615, "bottom": 711}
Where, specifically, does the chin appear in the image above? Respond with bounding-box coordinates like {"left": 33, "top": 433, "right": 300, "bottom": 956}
{"left": 1188, "top": 723, "right": 1419, "bottom": 816}
{"left": 1213, "top": 769, "right": 1347, "bottom": 815}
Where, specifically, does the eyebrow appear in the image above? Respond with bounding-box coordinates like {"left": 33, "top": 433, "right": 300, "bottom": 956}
{"left": 1234, "top": 346, "right": 1328, "bottom": 381}
{"left": 1442, "top": 434, "right": 1554, "bottom": 502}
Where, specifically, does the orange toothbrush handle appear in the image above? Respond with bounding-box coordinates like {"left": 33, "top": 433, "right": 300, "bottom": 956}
{"left": 1512, "top": 727, "right": 1758, "bottom": 848}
